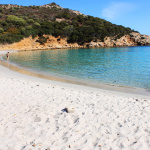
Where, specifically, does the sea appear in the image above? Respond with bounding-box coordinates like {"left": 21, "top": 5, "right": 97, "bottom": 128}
{"left": 4, "top": 46, "right": 150, "bottom": 90}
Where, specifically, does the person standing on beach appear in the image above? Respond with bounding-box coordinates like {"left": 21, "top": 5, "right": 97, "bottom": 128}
{"left": 6, "top": 52, "right": 9, "bottom": 59}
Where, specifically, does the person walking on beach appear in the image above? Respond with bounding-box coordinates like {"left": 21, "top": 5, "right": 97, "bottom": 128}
{"left": 6, "top": 52, "right": 9, "bottom": 59}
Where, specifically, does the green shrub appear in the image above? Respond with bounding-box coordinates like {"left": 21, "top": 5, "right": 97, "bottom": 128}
{"left": 26, "top": 25, "right": 32, "bottom": 30}
{"left": 0, "top": 27, "right": 4, "bottom": 33}
{"left": 0, "top": 13, "right": 3, "bottom": 18}
{"left": 33, "top": 22, "right": 41, "bottom": 28}
{"left": 0, "top": 8, "right": 3, "bottom": 13}
{"left": 27, "top": 19, "right": 34, "bottom": 23}
{"left": 6, "top": 15, "right": 27, "bottom": 26}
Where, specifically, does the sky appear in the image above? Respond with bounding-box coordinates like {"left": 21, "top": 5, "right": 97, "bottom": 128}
{"left": 1, "top": 0, "right": 150, "bottom": 35}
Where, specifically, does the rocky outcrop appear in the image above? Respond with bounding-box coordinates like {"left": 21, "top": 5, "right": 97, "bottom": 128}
{"left": 40, "top": 3, "right": 63, "bottom": 9}
{"left": 0, "top": 35, "right": 85, "bottom": 51}
{"left": 130, "top": 32, "right": 150, "bottom": 46}
{"left": 87, "top": 32, "right": 150, "bottom": 48}
{"left": 0, "top": 32, "right": 150, "bottom": 51}
{"left": 0, "top": 4, "right": 21, "bottom": 9}
{"left": 87, "top": 35, "right": 135, "bottom": 48}
{"left": 0, "top": 3, "right": 63, "bottom": 9}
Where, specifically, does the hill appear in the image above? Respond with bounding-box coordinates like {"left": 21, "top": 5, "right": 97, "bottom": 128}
{"left": 0, "top": 3, "right": 149, "bottom": 49}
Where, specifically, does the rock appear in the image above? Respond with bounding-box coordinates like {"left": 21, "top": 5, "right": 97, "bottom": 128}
{"left": 62, "top": 107, "right": 75, "bottom": 113}
{"left": 0, "top": 32, "right": 150, "bottom": 51}
{"left": 66, "top": 107, "right": 75, "bottom": 113}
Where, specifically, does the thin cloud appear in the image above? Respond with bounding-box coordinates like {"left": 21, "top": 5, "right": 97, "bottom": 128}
{"left": 101, "top": 2, "right": 136, "bottom": 21}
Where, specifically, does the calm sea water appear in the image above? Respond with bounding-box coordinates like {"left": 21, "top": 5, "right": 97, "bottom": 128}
{"left": 7, "top": 46, "right": 150, "bottom": 89}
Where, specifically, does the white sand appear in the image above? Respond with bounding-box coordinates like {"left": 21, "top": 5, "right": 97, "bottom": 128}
{"left": 0, "top": 53, "right": 150, "bottom": 150}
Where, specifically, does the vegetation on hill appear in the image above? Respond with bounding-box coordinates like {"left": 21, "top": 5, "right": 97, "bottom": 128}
{"left": 0, "top": 3, "right": 136, "bottom": 45}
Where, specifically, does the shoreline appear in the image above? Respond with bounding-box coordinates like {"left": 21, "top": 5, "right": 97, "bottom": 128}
{"left": 0, "top": 32, "right": 150, "bottom": 52}
{"left": 0, "top": 50, "right": 150, "bottom": 149}
{"left": 0, "top": 50, "right": 150, "bottom": 97}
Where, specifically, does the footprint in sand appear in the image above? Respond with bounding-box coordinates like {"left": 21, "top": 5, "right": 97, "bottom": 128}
{"left": 34, "top": 117, "right": 41, "bottom": 122}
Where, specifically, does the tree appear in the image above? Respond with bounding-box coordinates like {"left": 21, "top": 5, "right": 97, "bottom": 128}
{"left": 40, "top": 21, "right": 54, "bottom": 35}
{"left": 68, "top": 34, "right": 78, "bottom": 43}
{"left": 62, "top": 25, "right": 74, "bottom": 37}
{"left": 0, "top": 28, "right": 4, "bottom": 33}
{"left": 52, "top": 29, "right": 63, "bottom": 37}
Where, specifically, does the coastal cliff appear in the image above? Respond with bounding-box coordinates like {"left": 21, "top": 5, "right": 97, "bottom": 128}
{"left": 0, "top": 32, "right": 150, "bottom": 51}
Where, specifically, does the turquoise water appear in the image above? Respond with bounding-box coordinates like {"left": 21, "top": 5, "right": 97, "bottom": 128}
{"left": 7, "top": 46, "right": 150, "bottom": 89}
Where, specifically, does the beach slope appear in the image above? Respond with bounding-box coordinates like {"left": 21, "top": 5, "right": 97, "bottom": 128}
{"left": 0, "top": 61, "right": 150, "bottom": 150}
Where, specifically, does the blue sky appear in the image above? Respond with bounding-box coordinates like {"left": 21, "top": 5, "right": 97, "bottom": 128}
{"left": 1, "top": 0, "right": 150, "bottom": 35}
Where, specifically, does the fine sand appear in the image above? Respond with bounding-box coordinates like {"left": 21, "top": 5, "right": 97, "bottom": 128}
{"left": 0, "top": 51, "right": 150, "bottom": 150}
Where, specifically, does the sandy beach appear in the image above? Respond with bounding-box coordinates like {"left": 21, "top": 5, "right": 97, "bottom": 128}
{"left": 0, "top": 51, "right": 150, "bottom": 150}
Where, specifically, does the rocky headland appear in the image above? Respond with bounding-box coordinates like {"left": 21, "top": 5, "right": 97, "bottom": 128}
{"left": 0, "top": 3, "right": 150, "bottom": 51}
{"left": 0, "top": 32, "right": 150, "bottom": 51}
